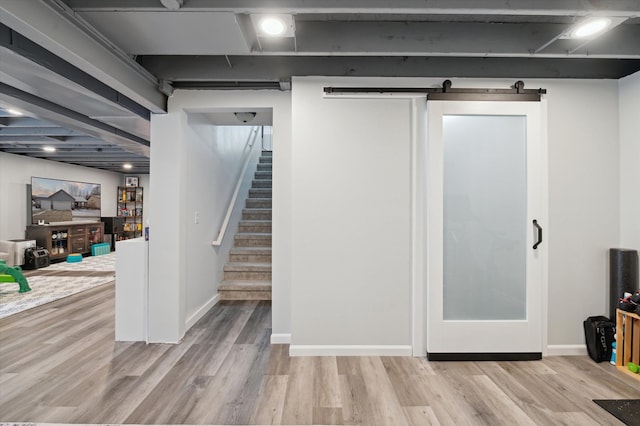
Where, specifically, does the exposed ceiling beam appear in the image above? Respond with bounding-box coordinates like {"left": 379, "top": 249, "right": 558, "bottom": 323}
{"left": 1, "top": 151, "right": 145, "bottom": 158}
{"left": 0, "top": 0, "right": 166, "bottom": 113}
{"left": 0, "top": 24, "right": 152, "bottom": 120}
{"left": 0, "top": 135, "right": 114, "bottom": 145}
{"left": 0, "top": 127, "right": 85, "bottom": 136}
{"left": 64, "top": 0, "right": 640, "bottom": 17}
{"left": 0, "top": 117, "right": 59, "bottom": 127}
{"left": 290, "top": 20, "right": 639, "bottom": 58}
{"left": 0, "top": 83, "right": 150, "bottom": 157}
{"left": 139, "top": 55, "right": 640, "bottom": 81}
{"left": 0, "top": 135, "right": 65, "bottom": 144}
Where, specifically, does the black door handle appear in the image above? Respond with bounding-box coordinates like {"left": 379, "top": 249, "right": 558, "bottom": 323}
{"left": 533, "top": 219, "right": 543, "bottom": 250}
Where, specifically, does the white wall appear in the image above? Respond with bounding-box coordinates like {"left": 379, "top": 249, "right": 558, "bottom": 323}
{"left": 618, "top": 71, "right": 640, "bottom": 250}
{"left": 290, "top": 78, "right": 412, "bottom": 353}
{"left": 148, "top": 90, "right": 292, "bottom": 343}
{"left": 289, "top": 76, "right": 621, "bottom": 353}
{"left": 147, "top": 77, "right": 622, "bottom": 352}
{"left": 0, "top": 152, "right": 124, "bottom": 240}
{"left": 184, "top": 118, "right": 258, "bottom": 321}
{"left": 539, "top": 80, "right": 620, "bottom": 346}
{"left": 148, "top": 110, "right": 187, "bottom": 342}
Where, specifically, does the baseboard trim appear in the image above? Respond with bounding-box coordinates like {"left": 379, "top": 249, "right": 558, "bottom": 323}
{"left": 185, "top": 294, "right": 220, "bottom": 330}
{"left": 289, "top": 345, "right": 412, "bottom": 357}
{"left": 271, "top": 333, "right": 291, "bottom": 344}
{"left": 546, "top": 344, "right": 587, "bottom": 356}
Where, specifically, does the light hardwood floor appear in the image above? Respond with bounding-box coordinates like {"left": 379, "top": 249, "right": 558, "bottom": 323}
{"left": 1, "top": 282, "right": 638, "bottom": 425}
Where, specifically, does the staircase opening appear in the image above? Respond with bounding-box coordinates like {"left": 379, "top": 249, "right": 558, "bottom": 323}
{"left": 219, "top": 127, "right": 273, "bottom": 300}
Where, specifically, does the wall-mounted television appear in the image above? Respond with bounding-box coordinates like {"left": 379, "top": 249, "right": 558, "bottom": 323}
{"left": 31, "top": 177, "right": 101, "bottom": 224}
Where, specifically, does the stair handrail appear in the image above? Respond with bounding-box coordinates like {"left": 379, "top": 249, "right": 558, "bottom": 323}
{"left": 211, "top": 127, "right": 260, "bottom": 246}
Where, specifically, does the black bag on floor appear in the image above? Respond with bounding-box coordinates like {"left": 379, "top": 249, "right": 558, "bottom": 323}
{"left": 583, "top": 315, "right": 615, "bottom": 363}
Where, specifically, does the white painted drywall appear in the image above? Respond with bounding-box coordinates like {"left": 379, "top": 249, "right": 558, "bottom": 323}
{"left": 618, "top": 71, "right": 640, "bottom": 251}
{"left": 539, "top": 80, "right": 620, "bottom": 345}
{"left": 184, "top": 118, "right": 257, "bottom": 322}
{"left": 289, "top": 76, "right": 621, "bottom": 351}
{"left": 148, "top": 110, "right": 187, "bottom": 342}
{"left": 148, "top": 77, "right": 621, "bottom": 350}
{"left": 291, "top": 77, "right": 412, "bottom": 347}
{"left": 149, "top": 90, "right": 292, "bottom": 340}
{"left": 115, "top": 237, "right": 148, "bottom": 341}
{"left": 0, "top": 151, "right": 124, "bottom": 240}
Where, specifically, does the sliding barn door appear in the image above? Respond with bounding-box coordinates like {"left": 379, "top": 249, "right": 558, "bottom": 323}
{"left": 426, "top": 100, "right": 544, "bottom": 360}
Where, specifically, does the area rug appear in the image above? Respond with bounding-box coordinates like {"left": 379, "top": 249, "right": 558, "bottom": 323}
{"left": 0, "top": 274, "right": 114, "bottom": 319}
{"left": 594, "top": 399, "right": 640, "bottom": 425}
{"left": 42, "top": 251, "right": 116, "bottom": 272}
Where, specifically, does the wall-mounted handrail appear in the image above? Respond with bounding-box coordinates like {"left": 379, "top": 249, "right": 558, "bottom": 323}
{"left": 212, "top": 127, "right": 260, "bottom": 246}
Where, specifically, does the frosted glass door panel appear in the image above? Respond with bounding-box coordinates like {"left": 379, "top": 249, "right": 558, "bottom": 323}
{"left": 443, "top": 115, "right": 526, "bottom": 320}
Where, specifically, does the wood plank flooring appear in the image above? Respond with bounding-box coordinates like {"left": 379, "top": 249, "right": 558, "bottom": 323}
{"left": 1, "top": 282, "right": 639, "bottom": 425}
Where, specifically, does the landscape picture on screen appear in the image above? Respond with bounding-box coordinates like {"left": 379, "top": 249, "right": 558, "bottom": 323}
{"left": 31, "top": 177, "right": 101, "bottom": 224}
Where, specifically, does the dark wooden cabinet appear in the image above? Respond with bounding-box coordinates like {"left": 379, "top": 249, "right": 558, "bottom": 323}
{"left": 26, "top": 221, "right": 104, "bottom": 261}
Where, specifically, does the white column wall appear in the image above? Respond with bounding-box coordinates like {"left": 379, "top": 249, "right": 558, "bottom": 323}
{"left": 148, "top": 90, "right": 292, "bottom": 342}
{"left": 618, "top": 71, "right": 640, "bottom": 250}
{"left": 290, "top": 77, "right": 412, "bottom": 354}
{"left": 149, "top": 110, "right": 187, "bottom": 342}
{"left": 0, "top": 151, "right": 123, "bottom": 240}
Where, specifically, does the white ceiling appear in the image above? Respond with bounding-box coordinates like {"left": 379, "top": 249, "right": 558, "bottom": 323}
{"left": 79, "top": 11, "right": 250, "bottom": 55}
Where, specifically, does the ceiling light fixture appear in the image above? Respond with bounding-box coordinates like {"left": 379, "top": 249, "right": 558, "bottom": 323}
{"left": 6, "top": 108, "right": 23, "bottom": 116}
{"left": 234, "top": 112, "right": 257, "bottom": 123}
{"left": 43, "top": 146, "right": 56, "bottom": 152}
{"left": 571, "top": 17, "right": 612, "bottom": 38}
{"left": 123, "top": 163, "right": 133, "bottom": 170}
{"left": 260, "top": 17, "right": 286, "bottom": 36}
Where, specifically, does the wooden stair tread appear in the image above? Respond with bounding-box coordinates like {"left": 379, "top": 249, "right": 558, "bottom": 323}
{"left": 230, "top": 247, "right": 272, "bottom": 253}
{"left": 219, "top": 280, "right": 272, "bottom": 291}
{"left": 224, "top": 263, "right": 272, "bottom": 271}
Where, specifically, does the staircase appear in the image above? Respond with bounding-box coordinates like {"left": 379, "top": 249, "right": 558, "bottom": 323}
{"left": 219, "top": 151, "right": 272, "bottom": 300}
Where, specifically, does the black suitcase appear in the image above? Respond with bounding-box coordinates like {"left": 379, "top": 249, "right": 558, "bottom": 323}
{"left": 583, "top": 315, "right": 615, "bottom": 363}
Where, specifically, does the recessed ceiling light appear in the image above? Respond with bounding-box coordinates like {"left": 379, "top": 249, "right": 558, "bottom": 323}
{"left": 43, "top": 146, "right": 56, "bottom": 152}
{"left": 6, "top": 108, "right": 23, "bottom": 116}
{"left": 260, "top": 17, "right": 286, "bottom": 36}
{"left": 123, "top": 163, "right": 133, "bottom": 170}
{"left": 572, "top": 17, "right": 611, "bottom": 38}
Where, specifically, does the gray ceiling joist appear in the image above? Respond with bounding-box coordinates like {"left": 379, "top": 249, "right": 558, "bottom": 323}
{"left": 139, "top": 55, "right": 640, "bottom": 81}
{"left": 0, "top": 23, "right": 151, "bottom": 121}
{"left": 64, "top": 0, "right": 640, "bottom": 16}
{"left": 0, "top": 127, "right": 84, "bottom": 137}
{"left": 0, "top": 83, "right": 150, "bottom": 152}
